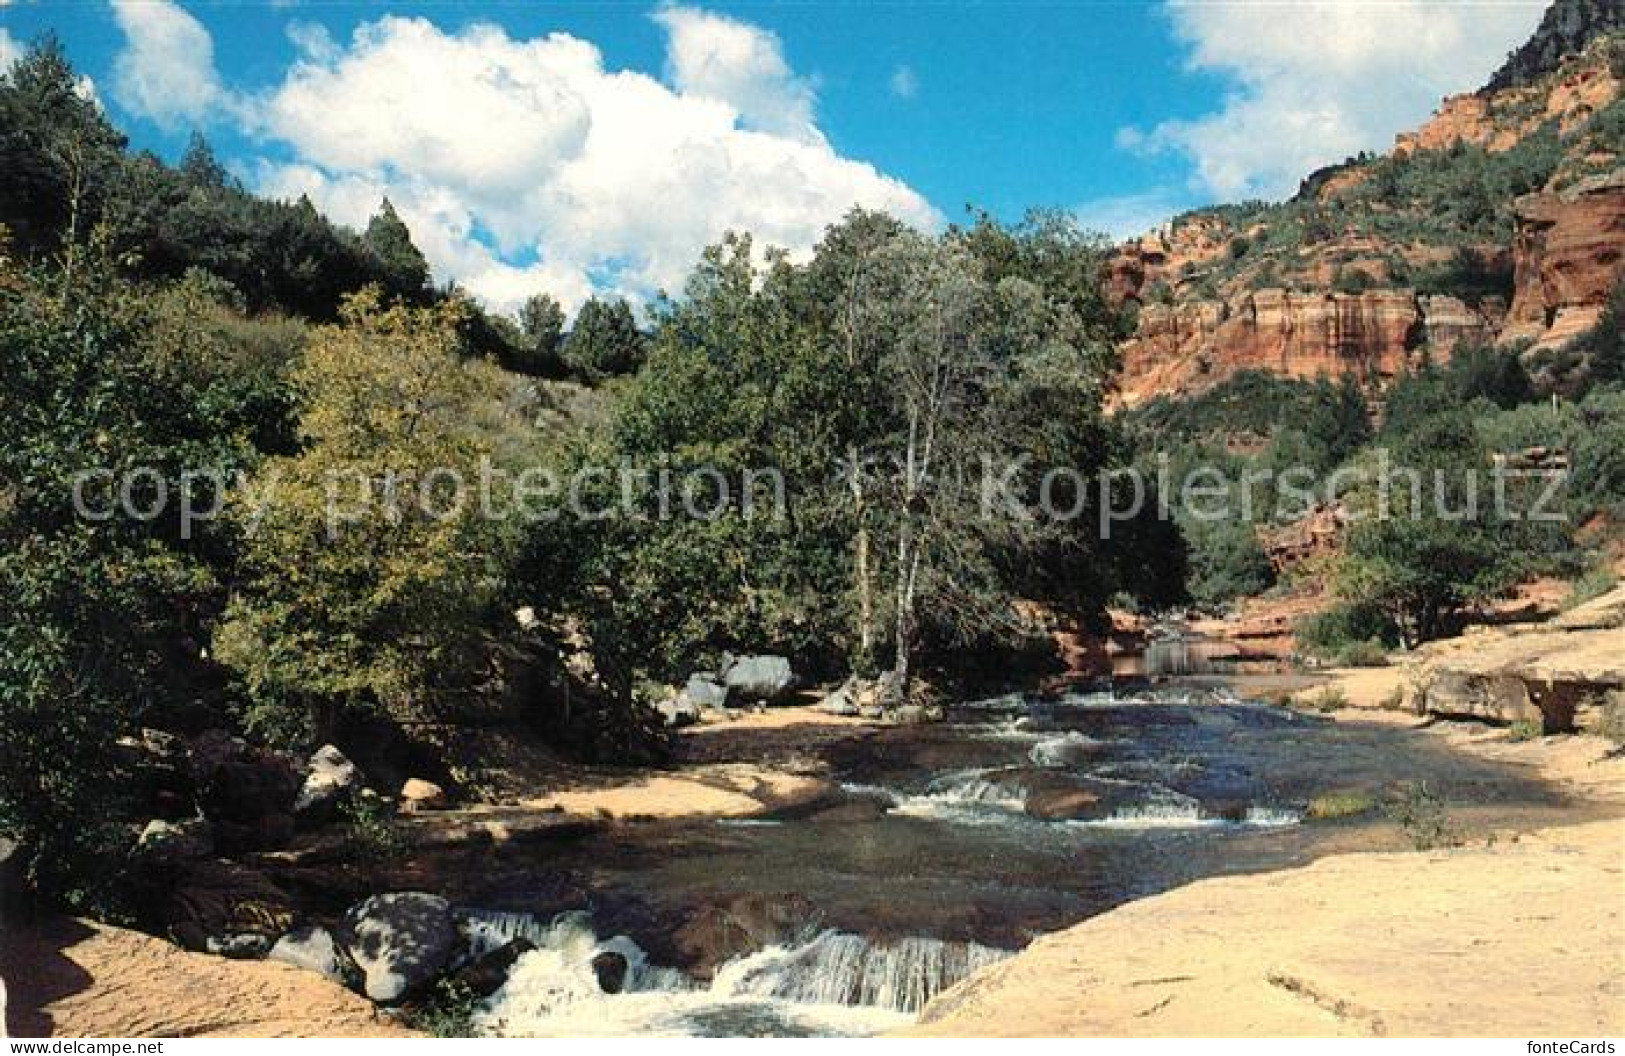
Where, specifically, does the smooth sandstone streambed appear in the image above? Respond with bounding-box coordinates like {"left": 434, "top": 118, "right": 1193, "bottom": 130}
{"left": 389, "top": 687, "right": 1609, "bottom": 1037}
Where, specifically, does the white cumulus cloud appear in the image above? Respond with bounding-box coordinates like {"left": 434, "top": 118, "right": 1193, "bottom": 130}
{"left": 0, "top": 28, "right": 21, "bottom": 73}
{"left": 1123, "top": 0, "right": 1547, "bottom": 201}
{"left": 109, "top": 0, "right": 228, "bottom": 130}
{"left": 244, "top": 11, "right": 937, "bottom": 313}
{"left": 652, "top": 3, "right": 821, "bottom": 144}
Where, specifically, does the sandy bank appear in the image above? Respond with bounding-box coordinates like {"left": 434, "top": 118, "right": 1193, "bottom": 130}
{"left": 908, "top": 719, "right": 1625, "bottom": 1037}
{"left": 2, "top": 918, "right": 415, "bottom": 1038}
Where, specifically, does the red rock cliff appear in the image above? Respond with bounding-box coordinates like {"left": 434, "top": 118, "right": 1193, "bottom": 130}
{"left": 1504, "top": 172, "right": 1625, "bottom": 350}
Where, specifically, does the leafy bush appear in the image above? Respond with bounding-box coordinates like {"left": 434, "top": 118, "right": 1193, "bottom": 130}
{"left": 339, "top": 795, "right": 407, "bottom": 861}
{"left": 1594, "top": 691, "right": 1625, "bottom": 748}
{"left": 1563, "top": 567, "right": 1619, "bottom": 610}
{"left": 1297, "top": 602, "right": 1401, "bottom": 661}
{"left": 1386, "top": 781, "right": 1459, "bottom": 850}
{"left": 1333, "top": 639, "right": 1391, "bottom": 668}
{"left": 406, "top": 978, "right": 479, "bottom": 1038}
{"left": 1306, "top": 790, "right": 1377, "bottom": 820}
{"left": 1303, "top": 686, "right": 1351, "bottom": 713}
{"left": 1507, "top": 717, "right": 1544, "bottom": 742}
{"left": 1183, "top": 517, "right": 1275, "bottom": 610}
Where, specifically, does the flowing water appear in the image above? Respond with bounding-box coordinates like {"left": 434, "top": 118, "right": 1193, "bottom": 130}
{"left": 443, "top": 686, "right": 1589, "bottom": 1037}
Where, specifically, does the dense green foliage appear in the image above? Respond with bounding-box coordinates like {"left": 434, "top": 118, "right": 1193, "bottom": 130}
{"left": 0, "top": 251, "right": 246, "bottom": 902}
{"left": 563, "top": 296, "right": 647, "bottom": 380}
{"left": 0, "top": 38, "right": 1188, "bottom": 906}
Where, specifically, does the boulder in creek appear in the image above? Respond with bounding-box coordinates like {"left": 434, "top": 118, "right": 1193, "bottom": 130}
{"left": 164, "top": 859, "right": 296, "bottom": 954}
{"left": 269, "top": 925, "right": 345, "bottom": 982}
{"left": 816, "top": 681, "right": 860, "bottom": 716}
{"left": 718, "top": 654, "right": 796, "bottom": 704}
{"left": 342, "top": 892, "right": 460, "bottom": 1003}
{"left": 134, "top": 817, "right": 215, "bottom": 865}
{"left": 294, "top": 744, "right": 362, "bottom": 817}
{"left": 206, "top": 932, "right": 272, "bottom": 959}
{"left": 680, "top": 674, "right": 730, "bottom": 712}
{"left": 591, "top": 950, "right": 630, "bottom": 994}
{"left": 656, "top": 694, "right": 703, "bottom": 728}
{"left": 188, "top": 730, "right": 299, "bottom": 852}
{"left": 398, "top": 778, "right": 449, "bottom": 813}
{"left": 451, "top": 938, "right": 536, "bottom": 999}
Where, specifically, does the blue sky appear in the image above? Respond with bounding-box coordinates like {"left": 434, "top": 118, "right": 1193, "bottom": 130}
{"left": 0, "top": 1, "right": 1548, "bottom": 311}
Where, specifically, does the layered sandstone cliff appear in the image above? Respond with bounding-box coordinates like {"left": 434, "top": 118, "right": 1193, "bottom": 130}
{"left": 1118, "top": 290, "right": 1496, "bottom": 404}
{"left": 1110, "top": 33, "right": 1624, "bottom": 405}
{"left": 1504, "top": 171, "right": 1625, "bottom": 349}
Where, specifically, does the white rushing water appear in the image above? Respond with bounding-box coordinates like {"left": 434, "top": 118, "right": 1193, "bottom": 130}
{"left": 883, "top": 769, "right": 1029, "bottom": 824}
{"left": 468, "top": 910, "right": 1007, "bottom": 1038}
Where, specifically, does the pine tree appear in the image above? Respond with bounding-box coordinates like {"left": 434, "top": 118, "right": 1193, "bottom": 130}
{"left": 363, "top": 197, "right": 431, "bottom": 301}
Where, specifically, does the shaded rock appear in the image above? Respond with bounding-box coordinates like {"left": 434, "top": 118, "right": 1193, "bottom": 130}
{"left": 591, "top": 950, "right": 629, "bottom": 994}
{"left": 206, "top": 933, "right": 272, "bottom": 960}
{"left": 399, "top": 779, "right": 448, "bottom": 813}
{"left": 295, "top": 745, "right": 362, "bottom": 817}
{"left": 719, "top": 654, "right": 795, "bottom": 703}
{"left": 452, "top": 938, "right": 535, "bottom": 1000}
{"left": 672, "top": 892, "right": 818, "bottom": 976}
{"left": 165, "top": 860, "right": 295, "bottom": 954}
{"left": 656, "top": 695, "right": 703, "bottom": 728}
{"left": 342, "top": 892, "right": 458, "bottom": 1003}
{"left": 189, "top": 731, "right": 298, "bottom": 853}
{"left": 807, "top": 799, "right": 889, "bottom": 824}
{"left": 114, "top": 728, "right": 195, "bottom": 822}
{"left": 135, "top": 818, "right": 214, "bottom": 865}
{"left": 269, "top": 925, "right": 344, "bottom": 982}
{"left": 816, "top": 682, "right": 859, "bottom": 716}
{"left": 0, "top": 836, "right": 26, "bottom": 930}
{"left": 680, "top": 675, "right": 730, "bottom": 712}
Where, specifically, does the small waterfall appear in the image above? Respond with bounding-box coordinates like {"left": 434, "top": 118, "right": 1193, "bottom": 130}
{"left": 888, "top": 769, "right": 1027, "bottom": 822}
{"left": 1029, "top": 731, "right": 1104, "bottom": 767}
{"left": 712, "top": 931, "right": 1009, "bottom": 1014}
{"left": 473, "top": 909, "right": 1004, "bottom": 1037}
{"left": 1075, "top": 799, "right": 1302, "bottom": 830}
{"left": 1241, "top": 806, "right": 1302, "bottom": 827}
{"left": 463, "top": 908, "right": 597, "bottom": 958}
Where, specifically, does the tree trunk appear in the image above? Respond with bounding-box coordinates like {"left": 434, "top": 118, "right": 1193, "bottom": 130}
{"left": 852, "top": 451, "right": 875, "bottom": 666}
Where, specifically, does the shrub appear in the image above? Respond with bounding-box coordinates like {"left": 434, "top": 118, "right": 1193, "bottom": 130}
{"left": 339, "top": 795, "right": 407, "bottom": 861}
{"left": 1595, "top": 691, "right": 1625, "bottom": 748}
{"left": 1507, "top": 717, "right": 1544, "bottom": 742}
{"left": 1386, "top": 781, "right": 1459, "bottom": 850}
{"left": 1333, "top": 639, "right": 1391, "bottom": 668}
{"left": 1304, "top": 686, "right": 1351, "bottom": 713}
{"left": 406, "top": 978, "right": 479, "bottom": 1038}
{"left": 1307, "top": 790, "right": 1377, "bottom": 820}
{"left": 1183, "top": 518, "right": 1275, "bottom": 610}
{"left": 1296, "top": 602, "right": 1400, "bottom": 661}
{"left": 1563, "top": 567, "right": 1619, "bottom": 611}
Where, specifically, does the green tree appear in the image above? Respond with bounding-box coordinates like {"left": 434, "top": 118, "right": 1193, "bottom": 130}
{"left": 512, "top": 292, "right": 567, "bottom": 377}
{"left": 178, "top": 131, "right": 231, "bottom": 190}
{"left": 0, "top": 251, "right": 236, "bottom": 902}
{"left": 0, "top": 34, "right": 127, "bottom": 259}
{"left": 363, "top": 198, "right": 432, "bottom": 302}
{"left": 1336, "top": 412, "right": 1519, "bottom": 645}
{"left": 563, "top": 296, "right": 646, "bottom": 380}
{"left": 215, "top": 289, "right": 505, "bottom": 744}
